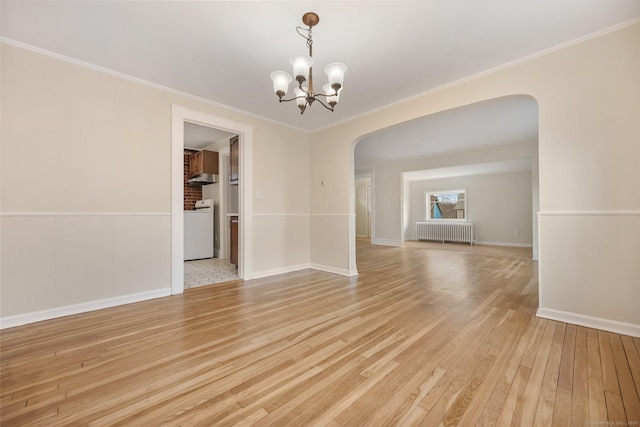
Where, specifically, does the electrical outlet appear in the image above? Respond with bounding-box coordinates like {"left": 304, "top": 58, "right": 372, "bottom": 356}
{"left": 514, "top": 229, "right": 520, "bottom": 236}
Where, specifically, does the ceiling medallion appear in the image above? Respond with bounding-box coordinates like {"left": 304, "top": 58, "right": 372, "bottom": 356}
{"left": 270, "top": 12, "right": 347, "bottom": 115}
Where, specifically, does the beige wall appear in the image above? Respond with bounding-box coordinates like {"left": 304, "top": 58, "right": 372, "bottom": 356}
{"left": 367, "top": 140, "right": 537, "bottom": 246}
{"left": 2, "top": 22, "right": 639, "bottom": 333}
{"left": 407, "top": 170, "right": 533, "bottom": 245}
{"left": 1, "top": 43, "right": 311, "bottom": 324}
{"left": 310, "top": 23, "right": 640, "bottom": 331}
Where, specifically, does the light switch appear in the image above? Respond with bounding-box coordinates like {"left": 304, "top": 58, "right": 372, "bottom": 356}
{"left": 256, "top": 191, "right": 262, "bottom": 200}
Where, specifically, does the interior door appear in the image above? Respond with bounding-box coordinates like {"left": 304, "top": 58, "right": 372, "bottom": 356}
{"left": 355, "top": 182, "right": 371, "bottom": 238}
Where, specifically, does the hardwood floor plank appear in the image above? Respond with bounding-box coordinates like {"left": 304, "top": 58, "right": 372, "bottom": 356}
{"left": 503, "top": 316, "right": 540, "bottom": 383}
{"left": 455, "top": 306, "right": 534, "bottom": 425}
{"left": 587, "top": 328, "right": 608, "bottom": 423}
{"left": 1, "top": 241, "right": 638, "bottom": 426}
{"left": 306, "top": 360, "right": 402, "bottom": 427}
{"left": 533, "top": 322, "right": 565, "bottom": 426}
{"left": 496, "top": 365, "right": 532, "bottom": 426}
{"left": 476, "top": 379, "right": 511, "bottom": 427}
{"left": 520, "top": 320, "right": 556, "bottom": 427}
{"left": 552, "top": 386, "right": 572, "bottom": 426}
{"left": 605, "top": 390, "right": 628, "bottom": 425}
{"left": 621, "top": 335, "right": 640, "bottom": 397}
{"left": 610, "top": 334, "right": 640, "bottom": 423}
{"left": 439, "top": 353, "right": 496, "bottom": 426}
{"left": 572, "top": 326, "right": 589, "bottom": 427}
{"left": 599, "top": 330, "right": 621, "bottom": 395}
{"left": 558, "top": 323, "right": 577, "bottom": 390}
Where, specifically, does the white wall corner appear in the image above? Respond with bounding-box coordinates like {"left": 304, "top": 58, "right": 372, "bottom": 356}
{"left": 536, "top": 307, "right": 640, "bottom": 338}
{"left": 310, "top": 263, "right": 358, "bottom": 277}
{"left": 0, "top": 289, "right": 172, "bottom": 330}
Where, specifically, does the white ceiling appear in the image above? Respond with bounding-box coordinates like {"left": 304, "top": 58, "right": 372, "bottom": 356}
{"left": 403, "top": 158, "right": 532, "bottom": 182}
{"left": 355, "top": 95, "right": 539, "bottom": 169}
{"left": 2, "top": 1, "right": 639, "bottom": 133}
{"left": 184, "top": 122, "right": 236, "bottom": 151}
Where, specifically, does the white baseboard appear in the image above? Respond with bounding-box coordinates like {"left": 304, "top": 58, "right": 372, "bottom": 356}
{"left": 371, "top": 238, "right": 402, "bottom": 247}
{"left": 253, "top": 263, "right": 359, "bottom": 279}
{"left": 537, "top": 307, "right": 640, "bottom": 338}
{"left": 477, "top": 241, "right": 533, "bottom": 248}
{"left": 251, "top": 264, "right": 311, "bottom": 279}
{"left": 310, "top": 263, "right": 358, "bottom": 277}
{"left": 0, "top": 288, "right": 172, "bottom": 330}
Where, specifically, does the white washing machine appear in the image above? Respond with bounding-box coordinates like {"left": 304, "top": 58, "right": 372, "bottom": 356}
{"left": 184, "top": 199, "right": 214, "bottom": 261}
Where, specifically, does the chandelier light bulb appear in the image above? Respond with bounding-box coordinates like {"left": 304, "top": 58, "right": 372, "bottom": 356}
{"left": 270, "top": 71, "right": 293, "bottom": 98}
{"left": 324, "top": 62, "right": 347, "bottom": 91}
{"left": 294, "top": 87, "right": 308, "bottom": 113}
{"left": 322, "top": 83, "right": 340, "bottom": 106}
{"left": 290, "top": 54, "right": 313, "bottom": 84}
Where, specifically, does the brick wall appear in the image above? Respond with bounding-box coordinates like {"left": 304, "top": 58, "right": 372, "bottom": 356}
{"left": 184, "top": 149, "right": 202, "bottom": 211}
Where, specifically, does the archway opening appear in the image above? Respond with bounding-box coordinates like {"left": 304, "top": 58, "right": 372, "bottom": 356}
{"left": 351, "top": 95, "right": 540, "bottom": 268}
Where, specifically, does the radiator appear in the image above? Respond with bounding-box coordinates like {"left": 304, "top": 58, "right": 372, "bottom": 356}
{"left": 416, "top": 222, "right": 475, "bottom": 245}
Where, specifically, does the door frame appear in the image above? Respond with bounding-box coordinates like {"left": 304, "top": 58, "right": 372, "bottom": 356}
{"left": 171, "top": 105, "right": 253, "bottom": 294}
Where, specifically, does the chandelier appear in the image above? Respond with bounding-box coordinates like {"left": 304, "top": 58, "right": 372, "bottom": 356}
{"left": 270, "top": 12, "right": 347, "bottom": 115}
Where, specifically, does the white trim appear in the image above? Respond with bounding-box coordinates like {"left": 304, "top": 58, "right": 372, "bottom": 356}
{"left": 4, "top": 17, "right": 639, "bottom": 135}
{"left": 253, "top": 213, "right": 310, "bottom": 217}
{"left": 532, "top": 250, "right": 539, "bottom": 260}
{"left": 171, "top": 105, "right": 254, "bottom": 294}
{"left": 372, "top": 238, "right": 402, "bottom": 247}
{"left": 311, "top": 17, "right": 640, "bottom": 133}
{"left": 538, "top": 211, "right": 640, "bottom": 216}
{"left": 0, "top": 38, "right": 308, "bottom": 134}
{"left": 477, "top": 241, "right": 533, "bottom": 248}
{"left": 0, "top": 212, "right": 170, "bottom": 217}
{"left": 536, "top": 308, "right": 640, "bottom": 338}
{"left": 251, "top": 264, "right": 311, "bottom": 279}
{"left": 310, "top": 263, "right": 358, "bottom": 277}
{"left": 0, "top": 289, "right": 171, "bottom": 330}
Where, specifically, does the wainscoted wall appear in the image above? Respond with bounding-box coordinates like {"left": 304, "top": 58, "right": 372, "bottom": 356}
{"left": 252, "top": 214, "right": 357, "bottom": 278}
{"left": 252, "top": 214, "right": 310, "bottom": 278}
{"left": 538, "top": 212, "right": 640, "bottom": 336}
{"left": 1, "top": 214, "right": 172, "bottom": 328}
{"left": 310, "top": 214, "right": 355, "bottom": 276}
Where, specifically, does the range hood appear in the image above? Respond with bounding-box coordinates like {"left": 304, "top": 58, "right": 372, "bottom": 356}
{"left": 187, "top": 173, "right": 218, "bottom": 185}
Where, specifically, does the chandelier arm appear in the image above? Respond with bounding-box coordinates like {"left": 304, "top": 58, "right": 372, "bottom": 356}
{"left": 277, "top": 94, "right": 308, "bottom": 103}
{"left": 313, "top": 97, "right": 335, "bottom": 112}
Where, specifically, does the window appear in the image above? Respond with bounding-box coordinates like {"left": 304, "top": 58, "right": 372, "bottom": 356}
{"left": 426, "top": 190, "right": 466, "bottom": 221}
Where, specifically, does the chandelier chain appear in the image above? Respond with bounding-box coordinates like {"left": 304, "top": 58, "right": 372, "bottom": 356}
{"left": 296, "top": 26, "right": 313, "bottom": 48}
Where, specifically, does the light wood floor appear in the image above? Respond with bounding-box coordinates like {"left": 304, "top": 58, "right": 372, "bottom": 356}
{"left": 2, "top": 241, "right": 639, "bottom": 426}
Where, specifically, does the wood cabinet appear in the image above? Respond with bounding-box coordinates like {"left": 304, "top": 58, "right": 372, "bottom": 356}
{"left": 229, "top": 215, "right": 239, "bottom": 266}
{"left": 189, "top": 150, "right": 219, "bottom": 177}
{"left": 229, "top": 136, "right": 239, "bottom": 185}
